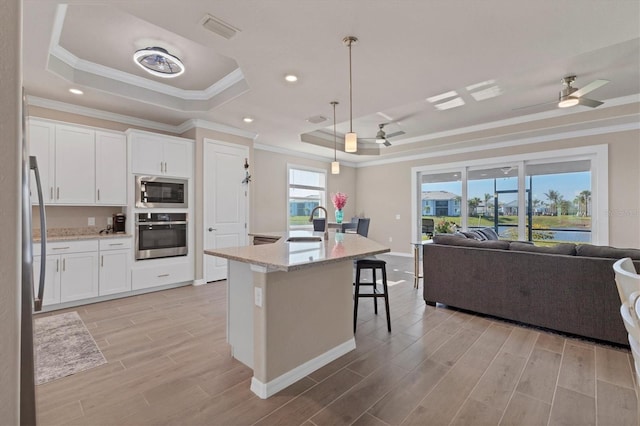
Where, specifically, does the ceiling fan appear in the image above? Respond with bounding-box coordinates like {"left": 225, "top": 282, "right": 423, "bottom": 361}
{"left": 360, "top": 123, "right": 405, "bottom": 147}
{"left": 515, "top": 75, "right": 610, "bottom": 110}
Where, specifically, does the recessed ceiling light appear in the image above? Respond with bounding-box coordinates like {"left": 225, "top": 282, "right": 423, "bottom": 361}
{"left": 284, "top": 74, "right": 298, "bottom": 83}
{"left": 243, "top": 117, "right": 254, "bottom": 123}
{"left": 69, "top": 88, "right": 83, "bottom": 95}
{"left": 133, "top": 47, "right": 185, "bottom": 78}
{"left": 433, "top": 97, "right": 465, "bottom": 110}
{"left": 426, "top": 91, "right": 458, "bottom": 104}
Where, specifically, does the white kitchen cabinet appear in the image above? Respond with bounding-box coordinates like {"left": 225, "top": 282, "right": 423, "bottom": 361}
{"left": 28, "top": 120, "right": 55, "bottom": 204}
{"left": 132, "top": 260, "right": 193, "bottom": 291}
{"left": 54, "top": 124, "right": 95, "bottom": 204}
{"left": 33, "top": 255, "right": 61, "bottom": 306}
{"left": 28, "top": 119, "right": 128, "bottom": 206}
{"left": 95, "top": 131, "right": 127, "bottom": 205}
{"left": 129, "top": 130, "right": 193, "bottom": 178}
{"left": 99, "top": 238, "right": 132, "bottom": 296}
{"left": 34, "top": 240, "right": 99, "bottom": 305}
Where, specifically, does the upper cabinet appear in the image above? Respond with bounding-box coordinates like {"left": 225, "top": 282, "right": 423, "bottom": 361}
{"left": 95, "top": 131, "right": 127, "bottom": 205}
{"left": 129, "top": 130, "right": 193, "bottom": 178}
{"left": 28, "top": 119, "right": 127, "bottom": 206}
{"left": 54, "top": 124, "right": 95, "bottom": 204}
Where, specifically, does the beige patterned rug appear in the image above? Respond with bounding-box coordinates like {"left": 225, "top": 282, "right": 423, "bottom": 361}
{"left": 34, "top": 311, "right": 107, "bottom": 385}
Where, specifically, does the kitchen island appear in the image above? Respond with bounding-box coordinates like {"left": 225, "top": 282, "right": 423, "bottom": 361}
{"left": 204, "top": 230, "right": 389, "bottom": 398}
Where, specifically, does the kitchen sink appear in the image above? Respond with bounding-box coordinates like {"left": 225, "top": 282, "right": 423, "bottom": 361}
{"left": 286, "top": 236, "right": 323, "bottom": 242}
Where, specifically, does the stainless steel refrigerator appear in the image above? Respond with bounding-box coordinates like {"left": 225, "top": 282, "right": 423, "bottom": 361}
{"left": 20, "top": 90, "right": 47, "bottom": 425}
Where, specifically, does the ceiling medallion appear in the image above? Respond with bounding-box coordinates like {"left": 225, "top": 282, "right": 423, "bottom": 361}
{"left": 133, "top": 47, "right": 185, "bottom": 78}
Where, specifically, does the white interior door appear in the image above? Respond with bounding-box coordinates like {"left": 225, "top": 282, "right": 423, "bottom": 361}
{"left": 204, "top": 140, "right": 249, "bottom": 282}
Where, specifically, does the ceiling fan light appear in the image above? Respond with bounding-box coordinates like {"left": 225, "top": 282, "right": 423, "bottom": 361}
{"left": 133, "top": 47, "right": 185, "bottom": 78}
{"left": 345, "top": 132, "right": 357, "bottom": 153}
{"left": 331, "top": 161, "right": 340, "bottom": 174}
{"left": 558, "top": 96, "right": 579, "bottom": 108}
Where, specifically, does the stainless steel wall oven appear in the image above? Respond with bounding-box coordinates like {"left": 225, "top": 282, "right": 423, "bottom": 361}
{"left": 135, "top": 212, "right": 188, "bottom": 260}
{"left": 136, "top": 176, "right": 188, "bottom": 208}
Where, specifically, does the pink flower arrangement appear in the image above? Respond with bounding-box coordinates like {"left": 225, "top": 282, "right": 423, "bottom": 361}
{"left": 331, "top": 192, "right": 348, "bottom": 210}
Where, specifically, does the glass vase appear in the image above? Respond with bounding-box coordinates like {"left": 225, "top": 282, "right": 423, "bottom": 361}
{"left": 335, "top": 209, "right": 344, "bottom": 224}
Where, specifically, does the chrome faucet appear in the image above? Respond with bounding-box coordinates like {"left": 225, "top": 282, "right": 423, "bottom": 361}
{"left": 308, "top": 206, "right": 329, "bottom": 240}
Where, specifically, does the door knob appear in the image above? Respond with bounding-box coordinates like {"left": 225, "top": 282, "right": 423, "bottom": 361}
{"left": 208, "top": 227, "right": 216, "bottom": 232}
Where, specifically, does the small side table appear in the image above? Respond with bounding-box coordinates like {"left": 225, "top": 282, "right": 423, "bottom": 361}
{"left": 410, "top": 239, "right": 432, "bottom": 289}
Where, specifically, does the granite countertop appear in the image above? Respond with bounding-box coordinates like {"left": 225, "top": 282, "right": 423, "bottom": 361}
{"left": 205, "top": 230, "right": 389, "bottom": 272}
{"left": 33, "top": 227, "right": 132, "bottom": 243}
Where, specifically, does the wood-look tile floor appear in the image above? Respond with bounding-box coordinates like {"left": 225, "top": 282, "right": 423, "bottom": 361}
{"left": 35, "top": 255, "right": 638, "bottom": 426}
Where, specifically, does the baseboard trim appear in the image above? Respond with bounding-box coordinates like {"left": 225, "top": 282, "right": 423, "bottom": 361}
{"left": 249, "top": 338, "right": 356, "bottom": 399}
{"left": 192, "top": 279, "right": 206, "bottom": 286}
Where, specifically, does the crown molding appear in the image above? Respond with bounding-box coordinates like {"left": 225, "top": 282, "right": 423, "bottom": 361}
{"left": 177, "top": 119, "right": 257, "bottom": 140}
{"left": 254, "top": 142, "right": 358, "bottom": 168}
{"left": 357, "top": 120, "right": 640, "bottom": 168}
{"left": 48, "top": 4, "right": 246, "bottom": 102}
{"left": 26, "top": 96, "right": 181, "bottom": 133}
{"left": 395, "top": 94, "right": 640, "bottom": 146}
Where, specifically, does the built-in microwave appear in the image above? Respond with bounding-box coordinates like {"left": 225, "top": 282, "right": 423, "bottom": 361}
{"left": 136, "top": 176, "right": 187, "bottom": 208}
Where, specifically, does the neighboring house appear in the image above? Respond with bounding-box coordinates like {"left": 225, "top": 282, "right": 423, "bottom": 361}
{"left": 501, "top": 200, "right": 519, "bottom": 216}
{"left": 289, "top": 199, "right": 319, "bottom": 217}
{"left": 422, "top": 191, "right": 461, "bottom": 216}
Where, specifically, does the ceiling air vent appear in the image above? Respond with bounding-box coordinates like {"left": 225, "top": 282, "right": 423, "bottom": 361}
{"left": 306, "top": 115, "right": 327, "bottom": 124}
{"left": 200, "top": 14, "right": 240, "bottom": 40}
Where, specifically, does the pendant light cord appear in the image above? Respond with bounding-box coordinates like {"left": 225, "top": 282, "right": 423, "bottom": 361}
{"left": 332, "top": 101, "right": 338, "bottom": 161}
{"left": 348, "top": 40, "right": 353, "bottom": 133}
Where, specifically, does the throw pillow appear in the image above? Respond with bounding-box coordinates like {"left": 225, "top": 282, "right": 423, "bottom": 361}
{"left": 477, "top": 227, "right": 500, "bottom": 240}
{"left": 509, "top": 242, "right": 577, "bottom": 255}
{"left": 433, "top": 234, "right": 510, "bottom": 249}
{"left": 576, "top": 244, "right": 640, "bottom": 260}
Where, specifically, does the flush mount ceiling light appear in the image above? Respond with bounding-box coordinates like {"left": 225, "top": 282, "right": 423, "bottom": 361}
{"left": 343, "top": 36, "right": 358, "bottom": 153}
{"left": 243, "top": 117, "right": 254, "bottom": 123}
{"left": 331, "top": 101, "right": 340, "bottom": 175}
{"left": 284, "top": 74, "right": 298, "bottom": 83}
{"left": 133, "top": 47, "right": 185, "bottom": 78}
{"left": 69, "top": 88, "right": 83, "bottom": 95}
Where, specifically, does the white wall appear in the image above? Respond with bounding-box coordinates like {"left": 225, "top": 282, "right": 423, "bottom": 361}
{"left": 0, "top": 0, "right": 21, "bottom": 422}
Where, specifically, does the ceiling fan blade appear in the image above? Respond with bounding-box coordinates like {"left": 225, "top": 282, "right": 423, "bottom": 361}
{"left": 578, "top": 97, "right": 603, "bottom": 108}
{"left": 572, "top": 79, "right": 609, "bottom": 98}
{"left": 383, "top": 140, "right": 392, "bottom": 147}
{"left": 385, "top": 130, "right": 405, "bottom": 139}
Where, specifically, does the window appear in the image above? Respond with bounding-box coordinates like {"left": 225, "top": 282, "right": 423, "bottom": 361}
{"left": 412, "top": 145, "right": 607, "bottom": 244}
{"left": 287, "top": 165, "right": 327, "bottom": 229}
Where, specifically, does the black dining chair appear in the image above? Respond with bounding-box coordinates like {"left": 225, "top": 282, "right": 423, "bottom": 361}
{"left": 356, "top": 218, "right": 370, "bottom": 237}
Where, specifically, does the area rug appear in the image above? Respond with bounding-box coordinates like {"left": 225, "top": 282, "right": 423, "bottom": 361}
{"left": 34, "top": 311, "right": 107, "bottom": 385}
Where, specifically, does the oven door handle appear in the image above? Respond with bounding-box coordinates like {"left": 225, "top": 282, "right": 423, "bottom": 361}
{"left": 136, "top": 221, "right": 188, "bottom": 226}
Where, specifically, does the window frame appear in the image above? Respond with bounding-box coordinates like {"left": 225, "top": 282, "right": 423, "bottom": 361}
{"left": 411, "top": 145, "right": 608, "bottom": 244}
{"left": 287, "top": 163, "right": 328, "bottom": 230}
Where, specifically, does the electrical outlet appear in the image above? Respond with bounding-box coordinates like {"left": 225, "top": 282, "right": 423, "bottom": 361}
{"left": 88, "top": 217, "right": 95, "bottom": 226}
{"left": 395, "top": 214, "right": 400, "bottom": 220}
{"left": 388, "top": 236, "right": 393, "bottom": 242}
{"left": 254, "top": 287, "right": 263, "bottom": 307}
{"left": 107, "top": 216, "right": 113, "bottom": 226}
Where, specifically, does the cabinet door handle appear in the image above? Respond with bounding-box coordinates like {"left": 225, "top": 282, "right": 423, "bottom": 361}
{"left": 56, "top": 259, "right": 59, "bottom": 272}
{"left": 157, "top": 273, "right": 170, "bottom": 278}
{"left": 108, "top": 243, "right": 123, "bottom": 246}
{"left": 160, "top": 161, "right": 164, "bottom": 173}
{"left": 164, "top": 162, "right": 168, "bottom": 173}
{"left": 52, "top": 246, "right": 70, "bottom": 250}
{"left": 101, "top": 255, "right": 104, "bottom": 267}
{"left": 62, "top": 258, "right": 65, "bottom": 271}
{"left": 56, "top": 187, "right": 60, "bottom": 200}
{"left": 97, "top": 189, "right": 100, "bottom": 201}
{"left": 50, "top": 187, "right": 53, "bottom": 200}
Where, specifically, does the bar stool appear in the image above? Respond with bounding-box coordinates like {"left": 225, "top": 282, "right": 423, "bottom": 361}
{"left": 354, "top": 258, "right": 391, "bottom": 333}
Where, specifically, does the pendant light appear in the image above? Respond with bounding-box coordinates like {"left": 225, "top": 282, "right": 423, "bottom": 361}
{"left": 331, "top": 101, "right": 340, "bottom": 174}
{"left": 343, "top": 36, "right": 358, "bottom": 153}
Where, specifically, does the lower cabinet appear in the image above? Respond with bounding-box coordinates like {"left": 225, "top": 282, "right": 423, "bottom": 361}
{"left": 99, "top": 238, "right": 132, "bottom": 296}
{"left": 132, "top": 260, "right": 192, "bottom": 291}
{"left": 33, "top": 240, "right": 99, "bottom": 306}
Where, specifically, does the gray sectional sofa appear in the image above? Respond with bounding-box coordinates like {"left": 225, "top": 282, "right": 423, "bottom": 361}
{"left": 423, "top": 232, "right": 640, "bottom": 345}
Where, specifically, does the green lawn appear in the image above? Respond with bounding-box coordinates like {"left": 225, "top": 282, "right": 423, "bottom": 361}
{"left": 426, "top": 215, "right": 591, "bottom": 229}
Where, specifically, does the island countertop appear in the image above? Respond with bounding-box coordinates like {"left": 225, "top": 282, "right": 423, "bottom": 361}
{"left": 204, "top": 230, "right": 389, "bottom": 272}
